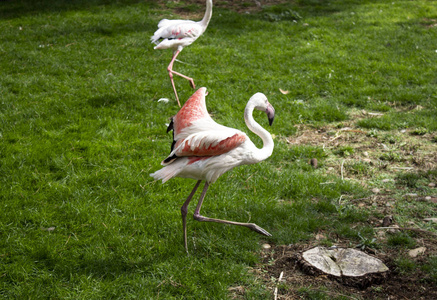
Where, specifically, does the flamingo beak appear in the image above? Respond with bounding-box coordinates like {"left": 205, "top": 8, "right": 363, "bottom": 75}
{"left": 266, "top": 103, "right": 275, "bottom": 126}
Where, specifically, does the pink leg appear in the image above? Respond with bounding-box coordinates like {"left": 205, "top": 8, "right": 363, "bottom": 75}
{"left": 193, "top": 182, "right": 272, "bottom": 237}
{"left": 181, "top": 180, "right": 202, "bottom": 253}
{"left": 167, "top": 50, "right": 196, "bottom": 107}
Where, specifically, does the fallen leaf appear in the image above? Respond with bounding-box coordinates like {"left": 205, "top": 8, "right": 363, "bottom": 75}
{"left": 404, "top": 193, "right": 418, "bottom": 198}
{"left": 315, "top": 233, "right": 326, "bottom": 240}
{"left": 382, "top": 179, "right": 394, "bottom": 183}
{"left": 408, "top": 247, "right": 426, "bottom": 258}
{"left": 371, "top": 188, "right": 380, "bottom": 194}
{"left": 424, "top": 218, "right": 437, "bottom": 223}
{"left": 41, "top": 227, "right": 56, "bottom": 232}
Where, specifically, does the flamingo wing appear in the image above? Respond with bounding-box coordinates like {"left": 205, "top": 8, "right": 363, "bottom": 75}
{"left": 157, "top": 19, "right": 188, "bottom": 29}
{"left": 162, "top": 130, "right": 247, "bottom": 165}
{"left": 162, "top": 87, "right": 248, "bottom": 165}
{"left": 151, "top": 20, "right": 202, "bottom": 45}
{"left": 176, "top": 130, "right": 246, "bottom": 156}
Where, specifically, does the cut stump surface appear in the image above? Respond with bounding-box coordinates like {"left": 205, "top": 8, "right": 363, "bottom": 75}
{"left": 298, "top": 247, "right": 389, "bottom": 288}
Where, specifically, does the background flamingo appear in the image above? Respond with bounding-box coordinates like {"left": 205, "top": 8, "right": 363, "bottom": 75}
{"left": 151, "top": 0, "right": 213, "bottom": 107}
{"left": 150, "top": 87, "right": 275, "bottom": 252}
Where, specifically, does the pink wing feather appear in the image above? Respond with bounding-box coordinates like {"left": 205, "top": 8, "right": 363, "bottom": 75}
{"left": 172, "top": 87, "right": 211, "bottom": 135}
{"left": 173, "top": 132, "right": 247, "bottom": 157}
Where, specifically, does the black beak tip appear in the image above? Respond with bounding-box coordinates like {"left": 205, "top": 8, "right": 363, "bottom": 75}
{"left": 266, "top": 104, "right": 275, "bottom": 126}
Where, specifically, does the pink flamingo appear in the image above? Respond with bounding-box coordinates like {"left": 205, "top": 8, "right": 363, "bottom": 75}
{"left": 150, "top": 87, "right": 275, "bottom": 252}
{"left": 151, "top": 0, "right": 213, "bottom": 107}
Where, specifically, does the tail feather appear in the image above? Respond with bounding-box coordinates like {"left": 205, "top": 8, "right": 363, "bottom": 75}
{"left": 150, "top": 32, "right": 161, "bottom": 44}
{"left": 150, "top": 159, "right": 186, "bottom": 183}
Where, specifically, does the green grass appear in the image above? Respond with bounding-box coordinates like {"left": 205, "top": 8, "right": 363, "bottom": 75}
{"left": 1, "top": 0, "right": 437, "bottom": 298}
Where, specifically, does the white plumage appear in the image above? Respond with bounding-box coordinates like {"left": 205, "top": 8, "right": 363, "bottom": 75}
{"left": 150, "top": 87, "right": 275, "bottom": 252}
{"left": 151, "top": 0, "right": 213, "bottom": 107}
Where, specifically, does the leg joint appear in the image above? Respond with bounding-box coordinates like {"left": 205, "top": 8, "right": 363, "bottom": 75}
{"left": 181, "top": 206, "right": 188, "bottom": 216}
{"left": 193, "top": 213, "right": 205, "bottom": 222}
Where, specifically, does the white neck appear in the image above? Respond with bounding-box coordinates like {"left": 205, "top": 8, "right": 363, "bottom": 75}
{"left": 244, "top": 102, "right": 274, "bottom": 163}
{"left": 199, "top": 0, "right": 213, "bottom": 30}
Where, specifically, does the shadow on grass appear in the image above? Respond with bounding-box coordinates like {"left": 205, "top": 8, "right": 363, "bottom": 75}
{"left": 88, "top": 94, "right": 125, "bottom": 108}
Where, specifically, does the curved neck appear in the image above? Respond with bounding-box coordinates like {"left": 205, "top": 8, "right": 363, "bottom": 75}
{"left": 199, "top": 0, "right": 213, "bottom": 30}
{"left": 244, "top": 103, "right": 274, "bottom": 163}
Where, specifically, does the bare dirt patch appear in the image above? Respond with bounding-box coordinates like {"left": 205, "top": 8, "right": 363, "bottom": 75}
{"left": 250, "top": 113, "right": 437, "bottom": 299}
{"left": 251, "top": 238, "right": 437, "bottom": 300}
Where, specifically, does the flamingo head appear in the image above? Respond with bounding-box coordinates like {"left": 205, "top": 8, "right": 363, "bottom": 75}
{"left": 250, "top": 93, "right": 275, "bottom": 126}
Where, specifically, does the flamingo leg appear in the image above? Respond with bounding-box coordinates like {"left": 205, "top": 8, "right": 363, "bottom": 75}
{"left": 193, "top": 182, "right": 272, "bottom": 237}
{"left": 167, "top": 50, "right": 196, "bottom": 107}
{"left": 181, "top": 180, "right": 202, "bottom": 253}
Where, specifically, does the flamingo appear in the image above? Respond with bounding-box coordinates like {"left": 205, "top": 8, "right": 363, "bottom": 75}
{"left": 150, "top": 87, "right": 275, "bottom": 252}
{"left": 151, "top": 0, "right": 213, "bottom": 107}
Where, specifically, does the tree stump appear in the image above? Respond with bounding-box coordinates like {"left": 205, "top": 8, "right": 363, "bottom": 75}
{"left": 297, "top": 247, "right": 389, "bottom": 288}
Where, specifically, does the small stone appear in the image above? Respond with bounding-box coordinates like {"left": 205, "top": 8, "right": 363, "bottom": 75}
{"left": 425, "top": 196, "right": 432, "bottom": 201}
{"left": 363, "top": 151, "right": 369, "bottom": 157}
{"left": 408, "top": 247, "right": 426, "bottom": 258}
{"left": 382, "top": 216, "right": 393, "bottom": 227}
{"left": 428, "top": 183, "right": 436, "bottom": 187}
{"left": 262, "top": 243, "right": 271, "bottom": 250}
{"left": 372, "top": 188, "right": 380, "bottom": 194}
{"left": 310, "top": 158, "right": 318, "bottom": 169}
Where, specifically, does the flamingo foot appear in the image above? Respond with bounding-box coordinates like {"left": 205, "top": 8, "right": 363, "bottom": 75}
{"left": 247, "top": 223, "right": 272, "bottom": 237}
{"left": 189, "top": 79, "right": 195, "bottom": 89}
{"left": 193, "top": 213, "right": 272, "bottom": 237}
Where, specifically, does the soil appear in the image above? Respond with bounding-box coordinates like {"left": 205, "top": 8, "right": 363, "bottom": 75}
{"left": 251, "top": 239, "right": 437, "bottom": 300}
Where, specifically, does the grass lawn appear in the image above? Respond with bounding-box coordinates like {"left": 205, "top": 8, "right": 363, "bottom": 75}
{"left": 1, "top": 0, "right": 436, "bottom": 298}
